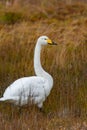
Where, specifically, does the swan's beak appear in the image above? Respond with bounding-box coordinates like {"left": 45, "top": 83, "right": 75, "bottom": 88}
{"left": 47, "top": 39, "right": 57, "bottom": 45}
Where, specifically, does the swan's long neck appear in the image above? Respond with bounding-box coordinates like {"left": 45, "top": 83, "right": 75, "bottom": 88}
{"left": 34, "top": 42, "right": 53, "bottom": 87}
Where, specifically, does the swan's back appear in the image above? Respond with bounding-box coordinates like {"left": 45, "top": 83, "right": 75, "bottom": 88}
{"left": 4, "top": 77, "right": 45, "bottom": 96}
{"left": 2, "top": 76, "right": 50, "bottom": 106}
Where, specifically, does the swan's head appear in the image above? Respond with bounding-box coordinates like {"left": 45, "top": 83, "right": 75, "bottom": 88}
{"left": 37, "top": 36, "right": 57, "bottom": 46}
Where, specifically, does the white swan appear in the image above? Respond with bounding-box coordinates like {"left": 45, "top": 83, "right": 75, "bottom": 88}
{"left": 0, "top": 36, "right": 57, "bottom": 108}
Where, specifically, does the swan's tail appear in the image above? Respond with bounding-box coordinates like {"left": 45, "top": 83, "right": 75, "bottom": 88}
{"left": 0, "top": 97, "right": 13, "bottom": 101}
{"left": 0, "top": 96, "right": 19, "bottom": 104}
{"left": 0, "top": 97, "right": 7, "bottom": 101}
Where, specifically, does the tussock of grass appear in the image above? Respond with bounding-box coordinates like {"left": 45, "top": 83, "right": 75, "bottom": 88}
{"left": 0, "top": 12, "right": 23, "bottom": 24}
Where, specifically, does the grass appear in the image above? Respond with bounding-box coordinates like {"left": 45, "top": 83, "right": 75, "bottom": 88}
{"left": 0, "top": 0, "right": 87, "bottom": 129}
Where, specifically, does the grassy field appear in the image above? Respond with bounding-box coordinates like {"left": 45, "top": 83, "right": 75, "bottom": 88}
{"left": 0, "top": 0, "right": 87, "bottom": 129}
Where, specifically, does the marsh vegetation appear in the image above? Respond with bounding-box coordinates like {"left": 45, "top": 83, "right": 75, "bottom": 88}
{"left": 0, "top": 0, "right": 87, "bottom": 129}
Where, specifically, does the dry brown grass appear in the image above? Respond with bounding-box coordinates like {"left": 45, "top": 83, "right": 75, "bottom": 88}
{"left": 0, "top": 1, "right": 87, "bottom": 129}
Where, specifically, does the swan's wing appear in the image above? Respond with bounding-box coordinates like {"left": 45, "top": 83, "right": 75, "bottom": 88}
{"left": 3, "top": 76, "right": 48, "bottom": 99}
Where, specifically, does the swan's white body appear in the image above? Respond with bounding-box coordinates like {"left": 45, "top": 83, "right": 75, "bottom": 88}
{"left": 0, "top": 36, "right": 56, "bottom": 108}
